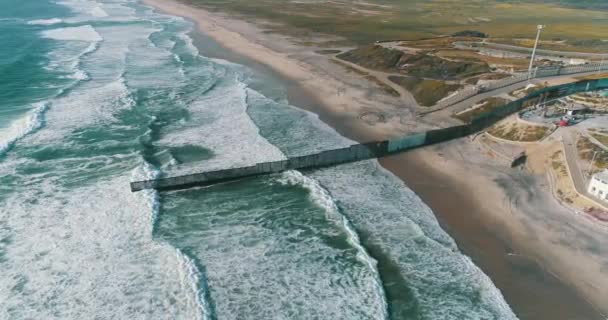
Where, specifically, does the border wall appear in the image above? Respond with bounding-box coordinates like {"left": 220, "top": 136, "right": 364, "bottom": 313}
{"left": 131, "top": 78, "right": 608, "bottom": 192}
{"left": 435, "top": 61, "right": 608, "bottom": 109}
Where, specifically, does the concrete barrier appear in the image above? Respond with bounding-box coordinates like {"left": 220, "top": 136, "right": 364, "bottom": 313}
{"left": 131, "top": 78, "right": 608, "bottom": 192}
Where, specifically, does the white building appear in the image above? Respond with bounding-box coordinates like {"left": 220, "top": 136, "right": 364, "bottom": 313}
{"left": 588, "top": 170, "right": 608, "bottom": 202}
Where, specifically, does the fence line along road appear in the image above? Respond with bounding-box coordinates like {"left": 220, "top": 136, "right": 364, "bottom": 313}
{"left": 434, "top": 62, "right": 608, "bottom": 110}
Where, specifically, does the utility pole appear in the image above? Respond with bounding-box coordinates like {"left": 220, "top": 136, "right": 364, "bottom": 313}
{"left": 588, "top": 150, "right": 598, "bottom": 181}
{"left": 528, "top": 25, "right": 545, "bottom": 81}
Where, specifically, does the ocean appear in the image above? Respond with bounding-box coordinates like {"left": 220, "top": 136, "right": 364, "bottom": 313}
{"left": 0, "top": 0, "right": 518, "bottom": 319}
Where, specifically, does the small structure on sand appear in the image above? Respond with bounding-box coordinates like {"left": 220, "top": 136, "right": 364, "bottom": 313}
{"left": 557, "top": 103, "right": 589, "bottom": 116}
{"left": 588, "top": 170, "right": 608, "bottom": 203}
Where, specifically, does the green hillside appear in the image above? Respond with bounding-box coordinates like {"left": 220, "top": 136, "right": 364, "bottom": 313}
{"left": 184, "top": 0, "right": 608, "bottom": 45}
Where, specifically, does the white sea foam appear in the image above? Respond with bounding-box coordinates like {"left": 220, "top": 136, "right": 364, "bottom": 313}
{"left": 26, "top": 78, "right": 133, "bottom": 144}
{"left": 70, "top": 69, "right": 89, "bottom": 80}
{"left": 279, "top": 170, "right": 388, "bottom": 319}
{"left": 0, "top": 166, "right": 204, "bottom": 319}
{"left": 45, "top": 41, "right": 98, "bottom": 75}
{"left": 245, "top": 88, "right": 353, "bottom": 155}
{"left": 159, "top": 79, "right": 286, "bottom": 175}
{"left": 241, "top": 65, "right": 518, "bottom": 318}
{"left": 159, "top": 176, "right": 388, "bottom": 319}
{"left": 1, "top": 2, "right": 211, "bottom": 319}
{"left": 57, "top": 0, "right": 109, "bottom": 19}
{"left": 133, "top": 162, "right": 211, "bottom": 320}
{"left": 176, "top": 31, "right": 199, "bottom": 56}
{"left": 174, "top": 248, "right": 212, "bottom": 320}
{"left": 151, "top": 39, "right": 386, "bottom": 317}
{"left": 0, "top": 102, "right": 48, "bottom": 156}
{"left": 89, "top": 6, "right": 109, "bottom": 18}
{"left": 27, "top": 18, "right": 63, "bottom": 25}
{"left": 309, "top": 161, "right": 518, "bottom": 319}
{"left": 41, "top": 25, "right": 103, "bottom": 42}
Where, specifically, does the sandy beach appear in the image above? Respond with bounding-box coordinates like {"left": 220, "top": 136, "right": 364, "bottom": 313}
{"left": 142, "top": 0, "right": 608, "bottom": 318}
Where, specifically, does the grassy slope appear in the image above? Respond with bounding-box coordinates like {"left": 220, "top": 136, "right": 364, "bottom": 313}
{"left": 183, "top": 0, "right": 608, "bottom": 45}
{"left": 388, "top": 76, "right": 461, "bottom": 107}
{"left": 453, "top": 97, "right": 510, "bottom": 122}
{"left": 337, "top": 45, "right": 490, "bottom": 80}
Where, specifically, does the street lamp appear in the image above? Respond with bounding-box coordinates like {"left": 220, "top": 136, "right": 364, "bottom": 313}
{"left": 528, "top": 24, "right": 545, "bottom": 81}
{"left": 588, "top": 150, "right": 598, "bottom": 181}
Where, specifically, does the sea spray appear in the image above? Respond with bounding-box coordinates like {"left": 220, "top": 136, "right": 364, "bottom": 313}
{"left": 0, "top": 102, "right": 49, "bottom": 155}
{"left": 41, "top": 25, "right": 103, "bottom": 42}
{"left": 133, "top": 162, "right": 214, "bottom": 320}
{"left": 27, "top": 18, "right": 63, "bottom": 25}
{"left": 278, "top": 170, "right": 389, "bottom": 320}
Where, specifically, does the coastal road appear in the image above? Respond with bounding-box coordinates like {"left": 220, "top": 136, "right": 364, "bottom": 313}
{"left": 482, "top": 42, "right": 608, "bottom": 59}
{"left": 426, "top": 70, "right": 607, "bottom": 121}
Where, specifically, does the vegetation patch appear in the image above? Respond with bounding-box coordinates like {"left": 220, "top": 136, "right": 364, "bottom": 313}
{"left": 186, "top": 0, "right": 608, "bottom": 45}
{"left": 336, "top": 45, "right": 404, "bottom": 71}
{"left": 465, "top": 73, "right": 512, "bottom": 85}
{"left": 550, "top": 150, "right": 568, "bottom": 175}
{"left": 337, "top": 45, "right": 490, "bottom": 80}
{"left": 591, "top": 133, "right": 608, "bottom": 147}
{"left": 589, "top": 128, "right": 608, "bottom": 135}
{"left": 388, "top": 76, "right": 460, "bottom": 106}
{"left": 315, "top": 49, "right": 342, "bottom": 55}
{"left": 576, "top": 136, "right": 608, "bottom": 169}
{"left": 331, "top": 59, "right": 400, "bottom": 97}
{"left": 397, "top": 52, "right": 490, "bottom": 80}
{"left": 451, "top": 30, "right": 488, "bottom": 38}
{"left": 575, "top": 73, "right": 608, "bottom": 80}
{"left": 487, "top": 120, "right": 550, "bottom": 142}
{"left": 453, "top": 97, "right": 509, "bottom": 122}
{"left": 490, "top": 37, "right": 608, "bottom": 53}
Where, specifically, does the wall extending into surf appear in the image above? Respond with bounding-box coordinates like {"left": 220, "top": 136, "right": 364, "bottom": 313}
{"left": 131, "top": 78, "right": 608, "bottom": 192}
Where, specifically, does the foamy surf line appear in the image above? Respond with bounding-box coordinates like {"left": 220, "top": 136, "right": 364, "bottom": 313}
{"left": 41, "top": 25, "right": 103, "bottom": 42}
{"left": 57, "top": 0, "right": 109, "bottom": 18}
{"left": 27, "top": 18, "right": 63, "bottom": 25}
{"left": 0, "top": 102, "right": 48, "bottom": 155}
{"left": 133, "top": 162, "right": 213, "bottom": 320}
{"left": 279, "top": 170, "right": 389, "bottom": 319}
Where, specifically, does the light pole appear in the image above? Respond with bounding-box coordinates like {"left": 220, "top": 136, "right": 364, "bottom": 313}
{"left": 528, "top": 24, "right": 545, "bottom": 81}
{"left": 588, "top": 150, "right": 598, "bottom": 181}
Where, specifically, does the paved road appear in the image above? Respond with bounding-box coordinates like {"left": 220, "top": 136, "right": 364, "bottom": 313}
{"left": 562, "top": 130, "right": 589, "bottom": 195}
{"left": 426, "top": 70, "right": 607, "bottom": 121}
{"left": 483, "top": 42, "right": 608, "bottom": 59}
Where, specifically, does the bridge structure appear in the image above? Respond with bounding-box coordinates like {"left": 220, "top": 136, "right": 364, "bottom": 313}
{"left": 130, "top": 78, "right": 608, "bottom": 192}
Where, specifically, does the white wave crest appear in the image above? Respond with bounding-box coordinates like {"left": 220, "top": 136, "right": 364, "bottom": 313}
{"left": 131, "top": 162, "right": 212, "bottom": 320}
{"left": 279, "top": 170, "right": 389, "bottom": 319}
{"left": 90, "top": 6, "right": 109, "bottom": 18}
{"left": 41, "top": 25, "right": 102, "bottom": 42}
{"left": 0, "top": 102, "right": 49, "bottom": 155}
{"left": 27, "top": 18, "right": 63, "bottom": 25}
{"left": 174, "top": 249, "right": 213, "bottom": 320}
{"left": 57, "top": 0, "right": 108, "bottom": 19}
{"left": 70, "top": 69, "right": 89, "bottom": 81}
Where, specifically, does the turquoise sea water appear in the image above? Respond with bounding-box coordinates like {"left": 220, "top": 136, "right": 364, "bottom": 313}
{"left": 0, "top": 0, "right": 518, "bottom": 319}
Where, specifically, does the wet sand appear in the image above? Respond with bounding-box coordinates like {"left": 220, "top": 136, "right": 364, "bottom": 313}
{"left": 143, "top": 0, "right": 607, "bottom": 318}
{"left": 381, "top": 151, "right": 605, "bottom": 320}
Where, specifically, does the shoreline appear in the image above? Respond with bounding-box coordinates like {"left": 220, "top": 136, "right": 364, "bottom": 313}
{"left": 142, "top": 0, "right": 608, "bottom": 318}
